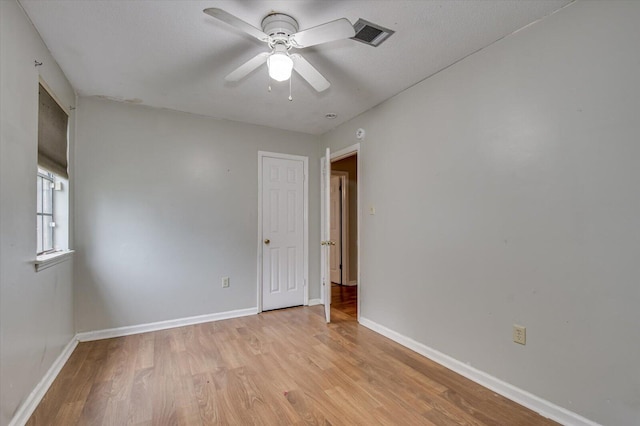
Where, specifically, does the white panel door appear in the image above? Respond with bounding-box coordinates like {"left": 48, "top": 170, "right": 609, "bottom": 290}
{"left": 330, "top": 174, "right": 342, "bottom": 284}
{"left": 262, "top": 156, "right": 305, "bottom": 311}
{"left": 321, "top": 148, "right": 331, "bottom": 323}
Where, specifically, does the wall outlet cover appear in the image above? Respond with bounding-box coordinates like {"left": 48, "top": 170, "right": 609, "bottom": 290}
{"left": 513, "top": 325, "right": 526, "bottom": 345}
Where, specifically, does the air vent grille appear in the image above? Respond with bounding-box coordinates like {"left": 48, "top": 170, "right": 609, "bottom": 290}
{"left": 351, "top": 19, "right": 394, "bottom": 47}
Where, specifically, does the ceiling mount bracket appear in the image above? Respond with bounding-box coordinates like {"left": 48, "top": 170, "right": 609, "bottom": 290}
{"left": 262, "top": 13, "right": 299, "bottom": 48}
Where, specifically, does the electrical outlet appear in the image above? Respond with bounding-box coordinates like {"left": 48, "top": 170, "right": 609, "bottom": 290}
{"left": 513, "top": 325, "right": 526, "bottom": 345}
{"left": 222, "top": 277, "right": 230, "bottom": 288}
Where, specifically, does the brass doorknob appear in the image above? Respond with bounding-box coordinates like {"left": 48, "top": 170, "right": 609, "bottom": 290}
{"left": 264, "top": 239, "right": 270, "bottom": 244}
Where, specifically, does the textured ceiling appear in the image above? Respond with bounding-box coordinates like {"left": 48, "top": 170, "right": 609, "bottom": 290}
{"left": 20, "top": 0, "right": 572, "bottom": 135}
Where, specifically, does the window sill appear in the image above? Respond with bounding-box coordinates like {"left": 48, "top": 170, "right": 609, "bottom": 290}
{"left": 34, "top": 250, "right": 75, "bottom": 272}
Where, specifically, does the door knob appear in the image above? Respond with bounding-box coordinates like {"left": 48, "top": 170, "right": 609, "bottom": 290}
{"left": 264, "top": 239, "right": 270, "bottom": 244}
{"left": 329, "top": 241, "right": 336, "bottom": 246}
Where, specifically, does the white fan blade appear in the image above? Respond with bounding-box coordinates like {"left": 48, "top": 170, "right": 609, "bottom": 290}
{"left": 225, "top": 52, "right": 270, "bottom": 82}
{"left": 290, "top": 18, "right": 355, "bottom": 48}
{"left": 204, "top": 8, "right": 269, "bottom": 42}
{"left": 291, "top": 54, "right": 330, "bottom": 92}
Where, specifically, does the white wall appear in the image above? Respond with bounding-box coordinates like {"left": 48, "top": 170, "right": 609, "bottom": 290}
{"left": 0, "top": 1, "right": 76, "bottom": 425}
{"left": 74, "top": 97, "right": 320, "bottom": 332}
{"left": 320, "top": 1, "right": 640, "bottom": 425}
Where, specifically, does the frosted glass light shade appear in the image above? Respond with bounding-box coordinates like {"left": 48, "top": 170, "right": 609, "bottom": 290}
{"left": 267, "top": 52, "right": 293, "bottom": 82}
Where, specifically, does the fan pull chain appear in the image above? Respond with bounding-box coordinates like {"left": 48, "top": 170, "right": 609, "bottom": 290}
{"left": 288, "top": 77, "right": 293, "bottom": 101}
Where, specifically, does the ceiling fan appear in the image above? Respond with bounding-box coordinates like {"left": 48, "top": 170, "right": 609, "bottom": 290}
{"left": 203, "top": 8, "right": 355, "bottom": 92}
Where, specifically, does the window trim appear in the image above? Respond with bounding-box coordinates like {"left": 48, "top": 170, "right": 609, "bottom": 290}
{"left": 34, "top": 78, "right": 73, "bottom": 271}
{"left": 34, "top": 249, "right": 74, "bottom": 272}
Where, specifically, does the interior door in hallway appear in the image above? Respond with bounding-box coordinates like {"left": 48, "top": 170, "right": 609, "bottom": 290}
{"left": 329, "top": 174, "right": 343, "bottom": 284}
{"left": 262, "top": 155, "right": 305, "bottom": 311}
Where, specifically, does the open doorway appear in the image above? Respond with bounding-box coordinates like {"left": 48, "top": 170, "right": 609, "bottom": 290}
{"left": 330, "top": 152, "right": 358, "bottom": 320}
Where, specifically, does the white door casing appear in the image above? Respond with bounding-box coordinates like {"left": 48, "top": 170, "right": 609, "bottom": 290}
{"left": 329, "top": 144, "right": 360, "bottom": 321}
{"left": 259, "top": 153, "right": 307, "bottom": 311}
{"left": 329, "top": 174, "right": 343, "bottom": 284}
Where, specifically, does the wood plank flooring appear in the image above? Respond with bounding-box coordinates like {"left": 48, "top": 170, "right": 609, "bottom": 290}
{"left": 28, "top": 299, "right": 558, "bottom": 425}
{"left": 331, "top": 283, "right": 357, "bottom": 319}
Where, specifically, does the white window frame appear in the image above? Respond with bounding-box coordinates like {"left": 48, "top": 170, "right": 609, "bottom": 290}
{"left": 34, "top": 79, "right": 74, "bottom": 271}
{"left": 36, "top": 168, "right": 56, "bottom": 255}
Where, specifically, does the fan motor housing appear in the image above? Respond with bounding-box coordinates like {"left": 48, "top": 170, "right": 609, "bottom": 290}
{"left": 262, "top": 13, "right": 299, "bottom": 39}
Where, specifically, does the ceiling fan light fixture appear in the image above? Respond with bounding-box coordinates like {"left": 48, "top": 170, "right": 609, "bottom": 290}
{"left": 205, "top": 8, "right": 346, "bottom": 92}
{"left": 267, "top": 51, "right": 293, "bottom": 82}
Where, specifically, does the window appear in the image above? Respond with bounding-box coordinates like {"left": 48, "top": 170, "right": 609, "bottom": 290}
{"left": 35, "top": 81, "right": 72, "bottom": 270}
{"left": 36, "top": 168, "right": 55, "bottom": 254}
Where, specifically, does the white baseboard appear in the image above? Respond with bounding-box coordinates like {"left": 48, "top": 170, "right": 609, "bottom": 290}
{"left": 9, "top": 337, "right": 78, "bottom": 426}
{"left": 346, "top": 280, "right": 358, "bottom": 286}
{"left": 358, "top": 317, "right": 600, "bottom": 426}
{"left": 76, "top": 307, "right": 258, "bottom": 342}
{"left": 308, "top": 298, "right": 323, "bottom": 306}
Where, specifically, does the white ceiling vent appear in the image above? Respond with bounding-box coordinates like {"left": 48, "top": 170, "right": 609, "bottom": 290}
{"left": 351, "top": 19, "right": 394, "bottom": 47}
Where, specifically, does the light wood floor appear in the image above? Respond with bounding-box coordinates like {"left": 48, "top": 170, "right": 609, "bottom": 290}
{"left": 28, "top": 297, "right": 557, "bottom": 425}
{"left": 331, "top": 283, "right": 357, "bottom": 319}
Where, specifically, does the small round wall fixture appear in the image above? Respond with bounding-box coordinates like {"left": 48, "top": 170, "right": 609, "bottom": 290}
{"left": 325, "top": 113, "right": 337, "bottom": 119}
{"left": 356, "top": 128, "right": 366, "bottom": 140}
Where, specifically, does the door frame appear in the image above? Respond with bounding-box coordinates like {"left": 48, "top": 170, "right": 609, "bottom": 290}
{"left": 330, "top": 171, "right": 349, "bottom": 286}
{"left": 257, "top": 151, "right": 309, "bottom": 313}
{"left": 322, "top": 143, "right": 361, "bottom": 321}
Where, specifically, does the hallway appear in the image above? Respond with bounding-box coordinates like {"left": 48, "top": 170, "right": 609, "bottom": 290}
{"left": 331, "top": 283, "right": 357, "bottom": 321}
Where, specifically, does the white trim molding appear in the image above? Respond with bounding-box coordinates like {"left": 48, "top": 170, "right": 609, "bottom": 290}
{"left": 329, "top": 143, "right": 361, "bottom": 321}
{"left": 9, "top": 337, "right": 78, "bottom": 426}
{"left": 359, "top": 317, "right": 601, "bottom": 426}
{"left": 308, "top": 298, "right": 323, "bottom": 306}
{"left": 34, "top": 249, "right": 74, "bottom": 272}
{"left": 76, "top": 307, "right": 258, "bottom": 342}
